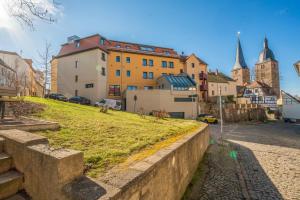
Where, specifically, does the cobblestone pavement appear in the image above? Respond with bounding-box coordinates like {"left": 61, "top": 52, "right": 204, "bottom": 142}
{"left": 184, "top": 122, "right": 300, "bottom": 200}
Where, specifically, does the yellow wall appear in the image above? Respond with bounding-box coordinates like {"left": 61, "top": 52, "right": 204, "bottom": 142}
{"left": 51, "top": 58, "right": 58, "bottom": 93}
{"left": 183, "top": 54, "right": 208, "bottom": 101}
{"left": 107, "top": 51, "right": 184, "bottom": 99}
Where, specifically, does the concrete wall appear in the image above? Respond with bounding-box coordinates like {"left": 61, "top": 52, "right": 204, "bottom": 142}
{"left": 69, "top": 125, "right": 209, "bottom": 200}
{"left": 56, "top": 49, "right": 107, "bottom": 104}
{"left": 126, "top": 89, "right": 198, "bottom": 119}
{"left": 201, "top": 102, "right": 267, "bottom": 122}
{"left": 208, "top": 80, "right": 237, "bottom": 97}
{"left": 0, "top": 129, "right": 83, "bottom": 200}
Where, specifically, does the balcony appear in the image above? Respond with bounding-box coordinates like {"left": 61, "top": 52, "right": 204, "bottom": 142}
{"left": 199, "top": 72, "right": 207, "bottom": 80}
{"left": 199, "top": 84, "right": 208, "bottom": 91}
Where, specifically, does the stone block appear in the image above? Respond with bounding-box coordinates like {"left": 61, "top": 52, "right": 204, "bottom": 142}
{"left": 0, "top": 129, "right": 48, "bottom": 172}
{"left": 0, "top": 153, "right": 12, "bottom": 174}
{"left": 24, "top": 144, "right": 84, "bottom": 200}
{"left": 0, "top": 170, "right": 23, "bottom": 199}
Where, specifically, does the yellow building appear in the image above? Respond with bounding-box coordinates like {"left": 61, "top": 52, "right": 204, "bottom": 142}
{"left": 51, "top": 34, "right": 208, "bottom": 103}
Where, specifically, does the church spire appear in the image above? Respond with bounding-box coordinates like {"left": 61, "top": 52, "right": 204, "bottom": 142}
{"left": 233, "top": 33, "right": 248, "bottom": 70}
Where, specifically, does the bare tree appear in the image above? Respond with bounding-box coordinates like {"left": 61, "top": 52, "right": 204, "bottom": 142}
{"left": 4, "top": 0, "right": 61, "bottom": 30}
{"left": 38, "top": 41, "right": 51, "bottom": 96}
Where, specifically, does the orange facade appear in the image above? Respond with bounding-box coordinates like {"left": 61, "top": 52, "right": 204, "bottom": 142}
{"left": 107, "top": 50, "right": 183, "bottom": 99}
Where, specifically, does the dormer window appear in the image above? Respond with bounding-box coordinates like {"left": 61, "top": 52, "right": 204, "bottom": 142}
{"left": 165, "top": 51, "right": 170, "bottom": 56}
{"left": 100, "top": 38, "right": 105, "bottom": 45}
{"left": 140, "top": 46, "right": 154, "bottom": 52}
{"left": 125, "top": 45, "right": 130, "bottom": 49}
{"left": 116, "top": 44, "right": 121, "bottom": 48}
{"left": 75, "top": 41, "right": 80, "bottom": 48}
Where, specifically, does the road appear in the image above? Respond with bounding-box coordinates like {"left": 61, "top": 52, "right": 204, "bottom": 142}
{"left": 184, "top": 122, "right": 300, "bottom": 200}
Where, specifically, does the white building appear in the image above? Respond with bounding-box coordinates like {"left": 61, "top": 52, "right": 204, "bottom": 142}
{"left": 281, "top": 90, "right": 300, "bottom": 122}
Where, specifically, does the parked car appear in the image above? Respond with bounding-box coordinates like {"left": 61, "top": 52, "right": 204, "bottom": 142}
{"left": 95, "top": 98, "right": 122, "bottom": 110}
{"left": 197, "top": 114, "right": 218, "bottom": 124}
{"left": 48, "top": 93, "right": 59, "bottom": 99}
{"left": 68, "top": 96, "right": 91, "bottom": 105}
{"left": 56, "top": 94, "right": 68, "bottom": 102}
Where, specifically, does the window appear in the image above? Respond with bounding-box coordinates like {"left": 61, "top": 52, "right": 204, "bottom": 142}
{"left": 127, "top": 70, "right": 131, "bottom": 77}
{"left": 165, "top": 51, "right": 170, "bottom": 56}
{"left": 174, "top": 97, "right": 194, "bottom": 102}
{"left": 85, "top": 83, "right": 94, "bottom": 88}
{"left": 162, "top": 61, "right": 167, "bottom": 68}
{"left": 127, "top": 86, "right": 137, "bottom": 90}
{"left": 126, "top": 57, "right": 130, "bottom": 63}
{"left": 191, "top": 63, "right": 195, "bottom": 68}
{"left": 142, "top": 59, "right": 147, "bottom": 66}
{"left": 75, "top": 75, "right": 78, "bottom": 82}
{"left": 180, "top": 69, "right": 183, "bottom": 73}
{"left": 75, "top": 41, "right": 80, "bottom": 48}
{"left": 224, "top": 86, "right": 227, "bottom": 92}
{"left": 101, "top": 53, "right": 106, "bottom": 61}
{"left": 109, "top": 85, "right": 121, "bottom": 96}
{"left": 149, "top": 72, "right": 154, "bottom": 79}
{"left": 162, "top": 73, "right": 167, "bottom": 76}
{"left": 101, "top": 67, "right": 106, "bottom": 76}
{"left": 212, "top": 90, "right": 215, "bottom": 96}
{"left": 116, "top": 44, "right": 121, "bottom": 48}
{"left": 75, "top": 90, "right": 78, "bottom": 96}
{"left": 169, "top": 62, "right": 174, "bottom": 68}
{"left": 116, "top": 70, "right": 121, "bottom": 77}
{"left": 149, "top": 59, "right": 154, "bottom": 66}
{"left": 75, "top": 61, "right": 78, "bottom": 68}
{"left": 143, "top": 72, "right": 148, "bottom": 79}
{"left": 192, "top": 74, "right": 195, "bottom": 79}
{"left": 125, "top": 45, "right": 130, "bottom": 49}
{"left": 100, "top": 38, "right": 105, "bottom": 45}
{"left": 116, "top": 56, "right": 120, "bottom": 62}
{"left": 144, "top": 86, "right": 153, "bottom": 90}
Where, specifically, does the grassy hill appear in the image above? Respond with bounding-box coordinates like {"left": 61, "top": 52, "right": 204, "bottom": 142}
{"left": 25, "top": 97, "right": 201, "bottom": 177}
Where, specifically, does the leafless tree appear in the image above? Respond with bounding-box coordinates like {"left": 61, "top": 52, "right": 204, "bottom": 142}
{"left": 4, "top": 0, "right": 61, "bottom": 30}
{"left": 38, "top": 41, "right": 51, "bottom": 96}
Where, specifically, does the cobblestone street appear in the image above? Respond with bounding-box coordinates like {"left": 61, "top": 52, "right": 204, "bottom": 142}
{"left": 184, "top": 122, "right": 300, "bottom": 200}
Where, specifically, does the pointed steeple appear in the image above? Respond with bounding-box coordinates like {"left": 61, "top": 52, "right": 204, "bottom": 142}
{"left": 233, "top": 33, "right": 248, "bottom": 70}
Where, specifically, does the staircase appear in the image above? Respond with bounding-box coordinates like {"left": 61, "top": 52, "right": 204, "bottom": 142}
{"left": 0, "top": 138, "right": 27, "bottom": 200}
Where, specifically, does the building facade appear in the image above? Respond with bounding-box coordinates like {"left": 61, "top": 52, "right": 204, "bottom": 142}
{"left": 126, "top": 74, "right": 198, "bottom": 119}
{"left": 255, "top": 38, "right": 280, "bottom": 97}
{"left": 208, "top": 72, "right": 237, "bottom": 98}
{"left": 52, "top": 35, "right": 108, "bottom": 103}
{"left": 0, "top": 50, "right": 43, "bottom": 97}
{"left": 51, "top": 34, "right": 208, "bottom": 104}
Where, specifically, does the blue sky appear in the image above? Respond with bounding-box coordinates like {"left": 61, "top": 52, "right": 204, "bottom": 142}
{"left": 0, "top": 0, "right": 299, "bottom": 95}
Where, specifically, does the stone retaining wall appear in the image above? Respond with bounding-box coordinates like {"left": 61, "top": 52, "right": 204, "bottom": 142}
{"left": 0, "top": 129, "right": 83, "bottom": 200}
{"left": 65, "top": 124, "right": 209, "bottom": 200}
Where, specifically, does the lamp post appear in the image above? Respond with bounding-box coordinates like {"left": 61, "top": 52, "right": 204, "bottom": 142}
{"left": 216, "top": 69, "right": 223, "bottom": 139}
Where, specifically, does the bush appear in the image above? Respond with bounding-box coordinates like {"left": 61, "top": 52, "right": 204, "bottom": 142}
{"left": 8, "top": 100, "right": 45, "bottom": 118}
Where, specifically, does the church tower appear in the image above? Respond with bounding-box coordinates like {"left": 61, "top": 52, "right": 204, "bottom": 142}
{"left": 255, "top": 37, "right": 280, "bottom": 97}
{"left": 231, "top": 35, "right": 250, "bottom": 86}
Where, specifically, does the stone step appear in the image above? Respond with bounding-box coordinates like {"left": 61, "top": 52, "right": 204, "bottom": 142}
{"left": 0, "top": 153, "right": 12, "bottom": 174}
{"left": 0, "top": 170, "right": 23, "bottom": 199}
{"left": 0, "top": 137, "right": 5, "bottom": 153}
{"left": 4, "top": 194, "right": 26, "bottom": 200}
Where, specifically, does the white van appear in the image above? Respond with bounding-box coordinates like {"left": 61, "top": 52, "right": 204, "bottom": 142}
{"left": 95, "top": 99, "right": 122, "bottom": 110}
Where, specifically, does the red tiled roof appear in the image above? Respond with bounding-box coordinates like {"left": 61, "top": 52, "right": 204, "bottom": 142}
{"left": 56, "top": 34, "right": 180, "bottom": 58}
{"left": 56, "top": 34, "right": 108, "bottom": 58}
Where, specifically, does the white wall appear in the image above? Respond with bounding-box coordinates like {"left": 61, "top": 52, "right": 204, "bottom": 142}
{"left": 56, "top": 49, "right": 107, "bottom": 104}
{"left": 282, "top": 104, "right": 300, "bottom": 120}
{"left": 0, "top": 52, "right": 30, "bottom": 96}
